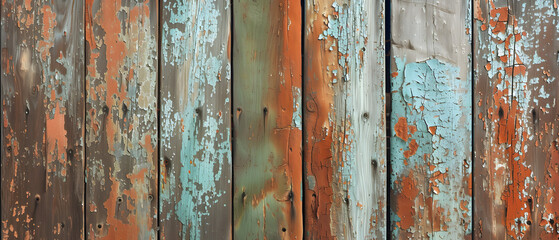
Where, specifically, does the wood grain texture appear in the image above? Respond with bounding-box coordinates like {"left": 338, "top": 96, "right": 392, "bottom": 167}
{"left": 389, "top": 0, "right": 472, "bottom": 238}
{"left": 85, "top": 0, "right": 158, "bottom": 238}
{"left": 159, "top": 0, "right": 232, "bottom": 239}
{"left": 303, "top": 0, "right": 386, "bottom": 239}
{"left": 232, "top": 0, "right": 303, "bottom": 238}
{"left": 473, "top": 0, "right": 559, "bottom": 239}
{"left": 1, "top": 0, "right": 85, "bottom": 238}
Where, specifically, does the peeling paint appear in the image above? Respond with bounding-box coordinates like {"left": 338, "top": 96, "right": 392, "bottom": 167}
{"left": 474, "top": 0, "right": 559, "bottom": 239}
{"left": 304, "top": 0, "right": 386, "bottom": 239}
{"left": 390, "top": 0, "right": 472, "bottom": 238}
{"left": 391, "top": 58, "right": 472, "bottom": 238}
{"left": 85, "top": 0, "right": 158, "bottom": 238}
{"left": 159, "top": 0, "right": 232, "bottom": 239}
{"left": 2, "top": 0, "right": 85, "bottom": 238}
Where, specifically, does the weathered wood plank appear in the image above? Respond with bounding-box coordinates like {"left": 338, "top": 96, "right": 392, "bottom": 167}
{"left": 85, "top": 0, "right": 158, "bottom": 238}
{"left": 473, "top": 1, "right": 559, "bottom": 239}
{"left": 389, "top": 0, "right": 472, "bottom": 238}
{"left": 303, "top": 0, "right": 386, "bottom": 239}
{"left": 232, "top": 0, "right": 303, "bottom": 238}
{"left": 1, "top": 0, "right": 85, "bottom": 238}
{"left": 159, "top": 0, "right": 232, "bottom": 239}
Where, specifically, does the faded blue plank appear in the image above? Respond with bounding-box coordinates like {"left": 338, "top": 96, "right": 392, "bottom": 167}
{"left": 159, "top": 0, "right": 232, "bottom": 239}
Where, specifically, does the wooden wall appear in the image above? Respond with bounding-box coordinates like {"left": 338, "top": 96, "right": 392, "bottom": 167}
{"left": 1, "top": 0, "right": 558, "bottom": 239}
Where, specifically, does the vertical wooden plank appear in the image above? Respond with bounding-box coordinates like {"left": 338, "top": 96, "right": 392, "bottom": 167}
{"left": 159, "top": 0, "right": 232, "bottom": 239}
{"left": 474, "top": 1, "right": 559, "bottom": 238}
{"left": 303, "top": 0, "right": 386, "bottom": 239}
{"left": 232, "top": 0, "right": 303, "bottom": 238}
{"left": 85, "top": 0, "right": 158, "bottom": 238}
{"left": 389, "top": 0, "right": 472, "bottom": 238}
{"left": 1, "top": 0, "right": 84, "bottom": 238}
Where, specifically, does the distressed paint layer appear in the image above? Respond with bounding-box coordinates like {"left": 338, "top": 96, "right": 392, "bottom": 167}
{"left": 390, "top": 0, "right": 472, "bottom": 238}
{"left": 85, "top": 0, "right": 158, "bottom": 239}
{"left": 474, "top": 0, "right": 559, "bottom": 239}
{"left": 303, "top": 0, "right": 386, "bottom": 239}
{"left": 232, "top": 0, "right": 303, "bottom": 238}
{"left": 159, "top": 0, "right": 232, "bottom": 239}
{"left": 1, "top": 0, "right": 85, "bottom": 238}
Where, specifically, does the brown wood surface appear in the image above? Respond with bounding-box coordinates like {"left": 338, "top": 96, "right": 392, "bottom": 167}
{"left": 1, "top": 0, "right": 85, "bottom": 238}
{"left": 85, "top": 0, "right": 159, "bottom": 238}
{"left": 474, "top": 0, "right": 559, "bottom": 239}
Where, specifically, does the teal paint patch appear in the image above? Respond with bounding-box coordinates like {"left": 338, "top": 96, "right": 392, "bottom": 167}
{"left": 319, "top": 2, "right": 369, "bottom": 83}
{"left": 292, "top": 86, "right": 302, "bottom": 129}
{"left": 161, "top": 0, "right": 231, "bottom": 238}
{"left": 391, "top": 58, "right": 472, "bottom": 238}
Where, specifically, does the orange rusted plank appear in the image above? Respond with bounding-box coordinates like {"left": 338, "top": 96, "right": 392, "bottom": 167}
{"left": 159, "top": 0, "right": 232, "bottom": 239}
{"left": 303, "top": 0, "right": 387, "bottom": 239}
{"left": 85, "top": 0, "right": 158, "bottom": 238}
{"left": 389, "top": 0, "right": 472, "bottom": 238}
{"left": 1, "top": 0, "right": 85, "bottom": 238}
{"left": 232, "top": 0, "right": 303, "bottom": 238}
{"left": 474, "top": 0, "right": 559, "bottom": 238}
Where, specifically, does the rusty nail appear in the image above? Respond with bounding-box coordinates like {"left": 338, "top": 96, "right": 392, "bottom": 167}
{"left": 241, "top": 191, "right": 247, "bottom": 203}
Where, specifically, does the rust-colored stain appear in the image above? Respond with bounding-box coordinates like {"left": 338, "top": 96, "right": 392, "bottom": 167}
{"left": 233, "top": 0, "right": 302, "bottom": 238}
{"left": 303, "top": 1, "right": 336, "bottom": 238}
{"left": 393, "top": 171, "right": 419, "bottom": 231}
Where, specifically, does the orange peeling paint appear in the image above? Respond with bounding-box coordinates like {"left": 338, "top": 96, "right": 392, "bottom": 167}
{"left": 46, "top": 103, "right": 68, "bottom": 167}
{"left": 395, "top": 117, "right": 409, "bottom": 141}
{"left": 101, "top": 178, "right": 140, "bottom": 240}
{"left": 403, "top": 139, "right": 418, "bottom": 159}
{"left": 395, "top": 172, "right": 419, "bottom": 230}
{"left": 428, "top": 126, "right": 437, "bottom": 135}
